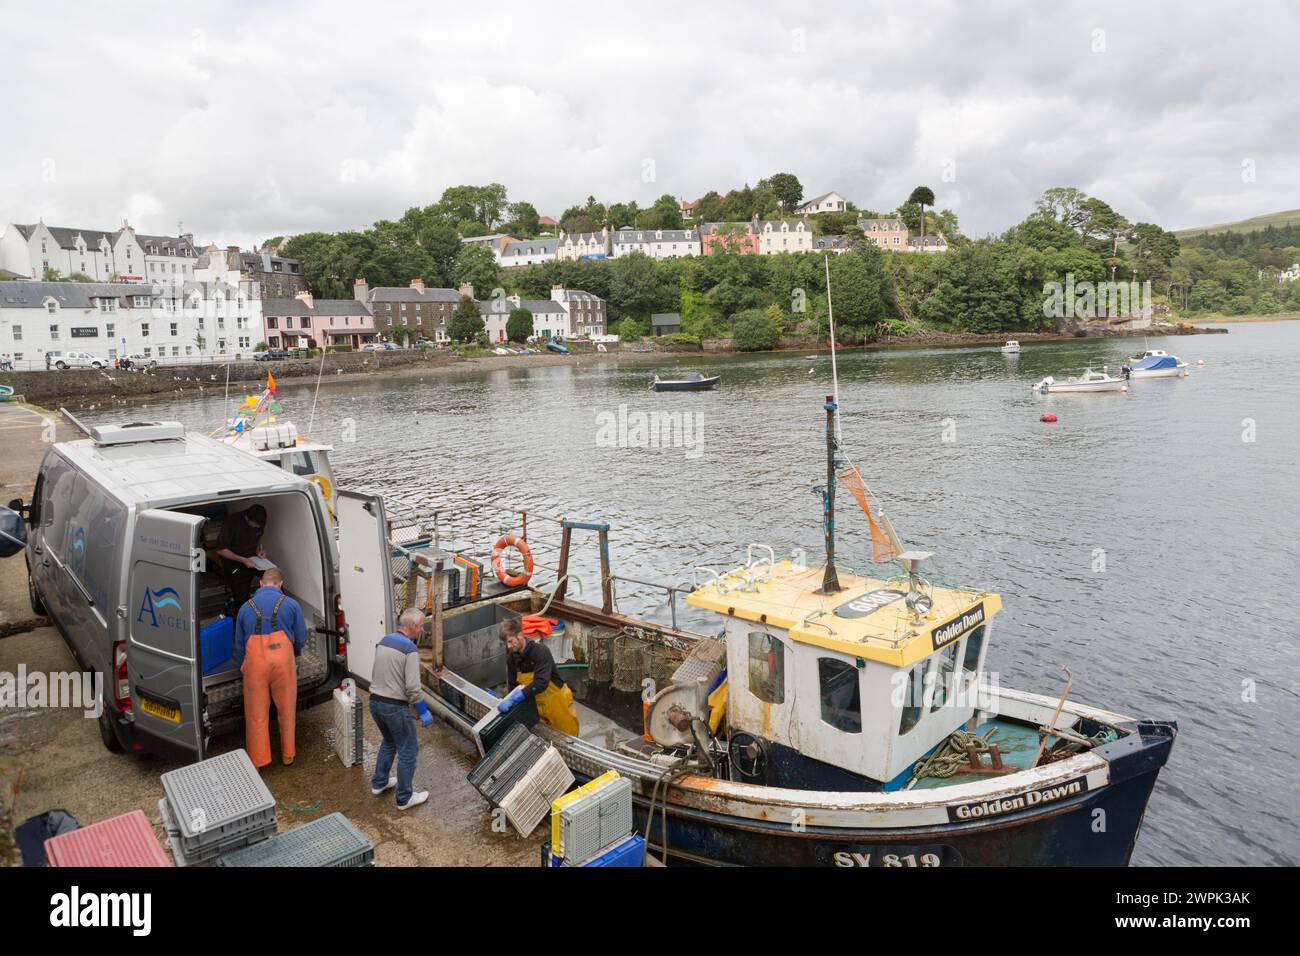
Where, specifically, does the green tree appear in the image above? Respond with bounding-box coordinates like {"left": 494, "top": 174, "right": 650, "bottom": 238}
{"left": 504, "top": 201, "right": 540, "bottom": 237}
{"left": 506, "top": 307, "right": 534, "bottom": 342}
{"left": 732, "top": 309, "right": 779, "bottom": 350}
{"left": 454, "top": 244, "right": 500, "bottom": 298}
{"left": 908, "top": 186, "right": 936, "bottom": 243}
{"left": 763, "top": 173, "right": 804, "bottom": 213}
{"left": 448, "top": 295, "right": 485, "bottom": 342}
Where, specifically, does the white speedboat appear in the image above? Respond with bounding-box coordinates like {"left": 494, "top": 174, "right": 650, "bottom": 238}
{"left": 1000, "top": 340, "right": 1021, "bottom": 354}
{"left": 1123, "top": 354, "right": 1187, "bottom": 379}
{"left": 1032, "top": 368, "right": 1127, "bottom": 393}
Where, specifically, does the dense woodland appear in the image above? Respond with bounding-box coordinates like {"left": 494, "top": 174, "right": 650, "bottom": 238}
{"left": 271, "top": 178, "right": 1291, "bottom": 348}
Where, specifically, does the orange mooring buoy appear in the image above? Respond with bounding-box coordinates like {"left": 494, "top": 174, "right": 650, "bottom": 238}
{"left": 1041, "top": 413, "right": 1058, "bottom": 423}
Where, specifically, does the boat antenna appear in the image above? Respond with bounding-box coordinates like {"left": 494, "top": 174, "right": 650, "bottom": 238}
{"left": 824, "top": 254, "right": 842, "bottom": 444}
{"left": 307, "top": 349, "right": 326, "bottom": 437}
{"left": 222, "top": 360, "right": 230, "bottom": 410}
{"left": 818, "top": 394, "right": 843, "bottom": 595}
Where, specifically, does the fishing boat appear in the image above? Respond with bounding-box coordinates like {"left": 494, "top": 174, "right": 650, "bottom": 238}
{"left": 214, "top": 372, "right": 339, "bottom": 518}
{"left": 1123, "top": 354, "right": 1187, "bottom": 379}
{"left": 1032, "top": 368, "right": 1127, "bottom": 393}
{"left": 1000, "top": 340, "right": 1021, "bottom": 354}
{"left": 351, "top": 254, "right": 1175, "bottom": 866}
{"left": 651, "top": 372, "right": 719, "bottom": 392}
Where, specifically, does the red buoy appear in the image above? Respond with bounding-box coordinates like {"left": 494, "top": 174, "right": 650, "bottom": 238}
{"left": 1040, "top": 413, "right": 1058, "bottom": 423}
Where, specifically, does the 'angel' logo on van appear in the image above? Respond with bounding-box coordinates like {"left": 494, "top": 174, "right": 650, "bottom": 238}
{"left": 137, "top": 586, "right": 183, "bottom": 629}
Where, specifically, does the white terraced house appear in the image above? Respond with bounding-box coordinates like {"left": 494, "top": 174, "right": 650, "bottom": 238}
{"left": 556, "top": 228, "right": 612, "bottom": 261}
{"left": 499, "top": 238, "right": 559, "bottom": 267}
{"left": 759, "top": 219, "right": 814, "bottom": 255}
{"left": 794, "top": 191, "right": 849, "bottom": 215}
{"left": 0, "top": 279, "right": 261, "bottom": 369}
{"left": 610, "top": 226, "right": 702, "bottom": 259}
{"left": 0, "top": 220, "right": 199, "bottom": 282}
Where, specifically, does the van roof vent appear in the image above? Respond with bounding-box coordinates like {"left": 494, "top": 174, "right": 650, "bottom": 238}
{"left": 88, "top": 421, "right": 187, "bottom": 446}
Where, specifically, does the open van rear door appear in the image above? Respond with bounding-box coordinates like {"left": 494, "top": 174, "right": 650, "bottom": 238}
{"left": 337, "top": 490, "right": 394, "bottom": 685}
{"left": 126, "top": 509, "right": 206, "bottom": 760}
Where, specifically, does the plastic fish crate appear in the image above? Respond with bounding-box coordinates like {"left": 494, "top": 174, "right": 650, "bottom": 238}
{"left": 468, "top": 724, "right": 548, "bottom": 804}
{"left": 160, "top": 749, "right": 277, "bottom": 849}
{"left": 556, "top": 776, "right": 633, "bottom": 865}
{"left": 45, "top": 810, "right": 171, "bottom": 868}
{"left": 500, "top": 748, "right": 574, "bottom": 837}
{"left": 158, "top": 798, "right": 275, "bottom": 867}
{"left": 332, "top": 680, "right": 365, "bottom": 768}
{"left": 216, "top": 813, "right": 373, "bottom": 868}
{"left": 480, "top": 737, "right": 548, "bottom": 806}
{"left": 577, "top": 833, "right": 645, "bottom": 868}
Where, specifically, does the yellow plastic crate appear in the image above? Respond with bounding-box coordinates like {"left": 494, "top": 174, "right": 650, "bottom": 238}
{"left": 550, "top": 770, "right": 620, "bottom": 857}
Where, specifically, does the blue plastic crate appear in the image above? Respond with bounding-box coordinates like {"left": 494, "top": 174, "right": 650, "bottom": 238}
{"left": 578, "top": 834, "right": 645, "bottom": 868}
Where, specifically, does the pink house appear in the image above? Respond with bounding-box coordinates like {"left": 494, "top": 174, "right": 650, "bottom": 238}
{"left": 263, "top": 291, "right": 376, "bottom": 349}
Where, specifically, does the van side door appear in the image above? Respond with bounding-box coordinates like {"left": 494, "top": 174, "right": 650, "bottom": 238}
{"left": 336, "top": 490, "right": 394, "bottom": 685}
{"left": 126, "top": 509, "right": 206, "bottom": 760}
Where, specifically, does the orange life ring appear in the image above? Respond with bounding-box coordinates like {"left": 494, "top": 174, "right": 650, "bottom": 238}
{"left": 491, "top": 535, "right": 534, "bottom": 587}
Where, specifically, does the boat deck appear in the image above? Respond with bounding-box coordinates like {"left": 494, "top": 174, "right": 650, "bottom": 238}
{"left": 909, "top": 719, "right": 1042, "bottom": 790}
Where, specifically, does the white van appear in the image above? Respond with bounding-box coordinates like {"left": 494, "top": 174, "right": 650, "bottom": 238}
{"left": 11, "top": 420, "right": 394, "bottom": 761}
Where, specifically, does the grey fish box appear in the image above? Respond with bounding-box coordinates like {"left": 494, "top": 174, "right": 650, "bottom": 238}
{"left": 160, "top": 749, "right": 277, "bottom": 846}
{"left": 217, "top": 813, "right": 374, "bottom": 867}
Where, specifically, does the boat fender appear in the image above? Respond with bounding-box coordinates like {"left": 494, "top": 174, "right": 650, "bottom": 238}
{"left": 491, "top": 534, "right": 534, "bottom": 587}
{"left": 1040, "top": 413, "right": 1057, "bottom": 423}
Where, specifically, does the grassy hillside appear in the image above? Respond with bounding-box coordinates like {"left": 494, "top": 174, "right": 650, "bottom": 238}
{"left": 1175, "top": 209, "right": 1300, "bottom": 238}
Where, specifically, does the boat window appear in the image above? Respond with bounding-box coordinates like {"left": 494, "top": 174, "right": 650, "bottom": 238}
{"left": 961, "top": 625, "right": 986, "bottom": 677}
{"left": 899, "top": 665, "right": 924, "bottom": 735}
{"left": 747, "top": 631, "right": 785, "bottom": 704}
{"left": 281, "top": 451, "right": 315, "bottom": 476}
{"left": 818, "top": 658, "right": 861, "bottom": 733}
{"left": 929, "top": 644, "right": 959, "bottom": 713}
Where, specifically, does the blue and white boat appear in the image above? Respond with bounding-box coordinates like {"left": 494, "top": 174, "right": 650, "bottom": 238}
{"left": 1124, "top": 354, "right": 1186, "bottom": 379}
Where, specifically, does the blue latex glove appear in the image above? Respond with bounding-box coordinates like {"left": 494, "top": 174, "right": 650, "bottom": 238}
{"left": 497, "top": 687, "right": 526, "bottom": 713}
{"left": 415, "top": 699, "right": 433, "bottom": 727}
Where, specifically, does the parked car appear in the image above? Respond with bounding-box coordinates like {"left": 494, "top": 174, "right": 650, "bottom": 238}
{"left": 11, "top": 421, "right": 389, "bottom": 760}
{"left": 121, "top": 353, "right": 158, "bottom": 369}
{"left": 254, "top": 348, "right": 291, "bottom": 362}
{"left": 50, "top": 351, "right": 106, "bottom": 370}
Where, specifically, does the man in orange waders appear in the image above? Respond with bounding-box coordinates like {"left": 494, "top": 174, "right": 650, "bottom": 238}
{"left": 235, "top": 566, "right": 307, "bottom": 768}
{"left": 496, "top": 617, "right": 579, "bottom": 735}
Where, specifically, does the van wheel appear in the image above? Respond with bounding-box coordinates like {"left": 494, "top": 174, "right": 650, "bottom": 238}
{"left": 55, "top": 361, "right": 67, "bottom": 370}
{"left": 98, "top": 693, "right": 125, "bottom": 753}
{"left": 26, "top": 559, "right": 45, "bottom": 615}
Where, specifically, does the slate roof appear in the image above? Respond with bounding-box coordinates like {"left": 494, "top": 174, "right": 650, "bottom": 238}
{"left": 15, "top": 224, "right": 197, "bottom": 256}
{"left": 369, "top": 286, "right": 464, "bottom": 303}
{"left": 501, "top": 239, "right": 560, "bottom": 257}
{"left": 263, "top": 297, "right": 372, "bottom": 316}
{"left": 0, "top": 281, "right": 155, "bottom": 309}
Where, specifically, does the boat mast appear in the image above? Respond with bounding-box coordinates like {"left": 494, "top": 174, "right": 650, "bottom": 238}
{"left": 819, "top": 395, "right": 842, "bottom": 594}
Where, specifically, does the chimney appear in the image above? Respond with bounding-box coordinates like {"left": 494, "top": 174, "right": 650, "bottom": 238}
{"left": 296, "top": 289, "right": 314, "bottom": 309}
{"left": 458, "top": 281, "right": 475, "bottom": 299}
{"left": 409, "top": 277, "right": 424, "bottom": 292}
{"left": 354, "top": 277, "right": 369, "bottom": 302}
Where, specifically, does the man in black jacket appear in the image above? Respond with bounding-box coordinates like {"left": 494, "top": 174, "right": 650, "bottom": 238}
{"left": 496, "top": 618, "right": 579, "bottom": 734}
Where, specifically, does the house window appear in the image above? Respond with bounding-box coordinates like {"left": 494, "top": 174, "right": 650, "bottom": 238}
{"left": 747, "top": 632, "right": 785, "bottom": 704}
{"left": 143, "top": 347, "right": 151, "bottom": 358}
{"left": 818, "top": 658, "right": 861, "bottom": 733}
{"left": 49, "top": 325, "right": 59, "bottom": 340}
{"left": 11, "top": 325, "right": 21, "bottom": 341}
{"left": 140, "top": 323, "right": 149, "bottom": 337}
{"left": 105, "top": 323, "right": 114, "bottom": 338}
{"left": 46, "top": 301, "right": 57, "bottom": 315}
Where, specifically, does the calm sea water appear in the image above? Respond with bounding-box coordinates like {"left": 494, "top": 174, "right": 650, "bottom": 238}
{"left": 100, "top": 321, "right": 1300, "bottom": 866}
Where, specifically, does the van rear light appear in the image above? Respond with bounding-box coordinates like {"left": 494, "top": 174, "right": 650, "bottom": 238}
{"left": 112, "top": 639, "right": 130, "bottom": 712}
{"left": 335, "top": 594, "right": 347, "bottom": 656}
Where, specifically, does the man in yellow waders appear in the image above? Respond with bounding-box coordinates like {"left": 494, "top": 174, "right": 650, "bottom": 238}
{"left": 234, "top": 567, "right": 307, "bottom": 768}
{"left": 496, "top": 618, "right": 579, "bottom": 735}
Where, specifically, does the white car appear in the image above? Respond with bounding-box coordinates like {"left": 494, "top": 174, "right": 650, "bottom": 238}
{"left": 51, "top": 351, "right": 106, "bottom": 370}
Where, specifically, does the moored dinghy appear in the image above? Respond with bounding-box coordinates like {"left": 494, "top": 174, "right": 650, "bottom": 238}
{"left": 652, "top": 371, "right": 719, "bottom": 392}
{"left": 1123, "top": 354, "right": 1187, "bottom": 378}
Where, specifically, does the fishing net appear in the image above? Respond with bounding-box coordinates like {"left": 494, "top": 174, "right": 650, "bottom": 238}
{"left": 837, "top": 465, "right": 901, "bottom": 564}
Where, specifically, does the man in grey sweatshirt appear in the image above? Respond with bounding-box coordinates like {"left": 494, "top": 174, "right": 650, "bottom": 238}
{"left": 368, "top": 608, "right": 433, "bottom": 809}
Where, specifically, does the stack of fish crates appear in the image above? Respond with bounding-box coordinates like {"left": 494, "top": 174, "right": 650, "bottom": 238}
{"left": 468, "top": 724, "right": 574, "bottom": 836}
{"left": 331, "top": 679, "right": 365, "bottom": 768}
{"left": 45, "top": 809, "right": 171, "bottom": 867}
{"left": 217, "top": 812, "right": 374, "bottom": 868}
{"left": 158, "top": 749, "right": 278, "bottom": 867}
{"left": 548, "top": 771, "right": 636, "bottom": 866}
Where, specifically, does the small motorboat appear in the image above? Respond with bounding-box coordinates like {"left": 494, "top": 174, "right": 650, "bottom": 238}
{"left": 1032, "top": 368, "right": 1126, "bottom": 393}
{"left": 1000, "top": 340, "right": 1022, "bottom": 354}
{"left": 1123, "top": 354, "right": 1187, "bottom": 379}
{"left": 546, "top": 341, "right": 571, "bottom": 355}
{"left": 652, "top": 371, "right": 719, "bottom": 392}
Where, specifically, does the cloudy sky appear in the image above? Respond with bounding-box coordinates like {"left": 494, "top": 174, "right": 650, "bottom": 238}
{"left": 2, "top": 1, "right": 1295, "bottom": 246}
